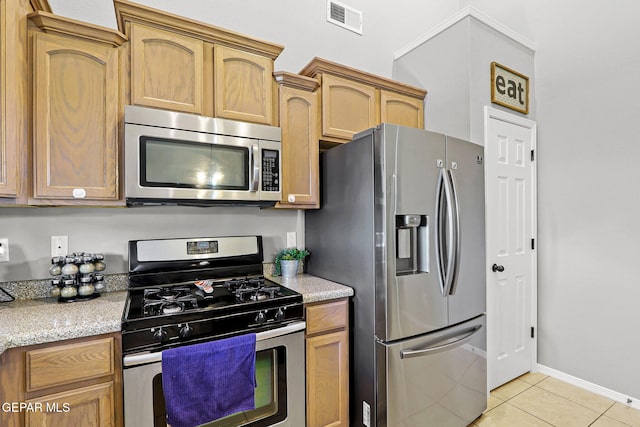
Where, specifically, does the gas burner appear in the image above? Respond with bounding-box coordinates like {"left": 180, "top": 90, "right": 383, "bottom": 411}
{"left": 250, "top": 292, "right": 268, "bottom": 301}
{"left": 144, "top": 287, "right": 190, "bottom": 301}
{"left": 142, "top": 287, "right": 199, "bottom": 317}
{"left": 161, "top": 302, "right": 184, "bottom": 314}
{"left": 233, "top": 282, "right": 281, "bottom": 302}
{"left": 224, "top": 277, "right": 265, "bottom": 291}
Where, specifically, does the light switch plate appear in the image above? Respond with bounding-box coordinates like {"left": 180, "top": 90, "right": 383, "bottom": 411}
{"left": 286, "top": 232, "right": 297, "bottom": 248}
{"left": 0, "top": 238, "right": 8, "bottom": 262}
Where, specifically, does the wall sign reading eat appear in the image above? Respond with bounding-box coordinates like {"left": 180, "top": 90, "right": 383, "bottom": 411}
{"left": 491, "top": 62, "right": 529, "bottom": 114}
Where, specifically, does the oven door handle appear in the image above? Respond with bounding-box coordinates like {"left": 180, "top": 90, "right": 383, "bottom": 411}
{"left": 123, "top": 321, "right": 306, "bottom": 368}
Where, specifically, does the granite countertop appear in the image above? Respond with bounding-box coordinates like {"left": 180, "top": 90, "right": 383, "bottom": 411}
{"left": 267, "top": 274, "right": 354, "bottom": 303}
{"left": 0, "top": 291, "right": 127, "bottom": 355}
{"left": 0, "top": 274, "right": 352, "bottom": 355}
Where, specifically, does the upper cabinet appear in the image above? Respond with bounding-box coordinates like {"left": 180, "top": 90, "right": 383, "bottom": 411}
{"left": 129, "top": 23, "right": 204, "bottom": 114}
{"left": 380, "top": 89, "right": 425, "bottom": 129}
{"left": 214, "top": 46, "right": 274, "bottom": 125}
{"left": 319, "top": 74, "right": 377, "bottom": 141}
{"left": 28, "top": 11, "right": 126, "bottom": 204}
{"left": 114, "top": 0, "right": 283, "bottom": 125}
{"left": 299, "top": 57, "right": 427, "bottom": 145}
{"left": 0, "top": 0, "right": 33, "bottom": 202}
{"left": 274, "top": 72, "right": 319, "bottom": 209}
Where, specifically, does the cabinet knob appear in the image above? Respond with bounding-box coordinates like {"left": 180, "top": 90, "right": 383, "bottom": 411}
{"left": 72, "top": 188, "right": 86, "bottom": 199}
{"left": 287, "top": 194, "right": 296, "bottom": 203}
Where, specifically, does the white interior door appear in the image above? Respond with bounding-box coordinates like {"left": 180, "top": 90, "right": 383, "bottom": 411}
{"left": 484, "top": 107, "right": 537, "bottom": 390}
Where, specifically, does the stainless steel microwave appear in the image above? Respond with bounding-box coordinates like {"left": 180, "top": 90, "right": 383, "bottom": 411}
{"left": 124, "top": 105, "right": 281, "bottom": 207}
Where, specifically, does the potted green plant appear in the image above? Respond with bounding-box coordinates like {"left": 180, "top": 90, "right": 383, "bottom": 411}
{"left": 274, "top": 247, "right": 310, "bottom": 277}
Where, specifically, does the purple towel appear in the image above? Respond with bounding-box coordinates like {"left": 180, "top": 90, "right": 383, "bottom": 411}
{"left": 162, "top": 334, "right": 257, "bottom": 427}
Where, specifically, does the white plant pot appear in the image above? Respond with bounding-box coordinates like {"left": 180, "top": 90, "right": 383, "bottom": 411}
{"left": 280, "top": 260, "right": 299, "bottom": 278}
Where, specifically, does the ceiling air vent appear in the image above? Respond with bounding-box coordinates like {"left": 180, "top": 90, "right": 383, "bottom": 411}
{"left": 327, "top": 0, "right": 363, "bottom": 35}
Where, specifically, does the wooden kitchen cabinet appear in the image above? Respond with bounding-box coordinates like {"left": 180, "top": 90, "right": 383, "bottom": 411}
{"left": 214, "top": 45, "right": 274, "bottom": 125}
{"left": 115, "top": 0, "right": 283, "bottom": 124}
{"left": 0, "top": 333, "right": 123, "bottom": 427}
{"left": 274, "top": 72, "right": 320, "bottom": 209}
{"left": 380, "top": 89, "right": 425, "bottom": 129}
{"left": 305, "top": 298, "right": 349, "bottom": 427}
{"left": 318, "top": 73, "right": 378, "bottom": 141}
{"left": 129, "top": 23, "right": 204, "bottom": 114}
{"left": 300, "top": 57, "right": 427, "bottom": 145}
{"left": 29, "top": 12, "right": 126, "bottom": 204}
{"left": 0, "top": 0, "right": 33, "bottom": 203}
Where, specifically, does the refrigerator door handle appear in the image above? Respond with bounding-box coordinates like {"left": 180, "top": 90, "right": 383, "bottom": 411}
{"left": 434, "top": 169, "right": 448, "bottom": 296}
{"left": 442, "top": 168, "right": 457, "bottom": 296}
{"left": 447, "top": 168, "right": 461, "bottom": 295}
{"left": 400, "top": 325, "right": 483, "bottom": 359}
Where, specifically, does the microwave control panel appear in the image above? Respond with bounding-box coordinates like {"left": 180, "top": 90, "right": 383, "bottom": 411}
{"left": 262, "top": 149, "right": 280, "bottom": 192}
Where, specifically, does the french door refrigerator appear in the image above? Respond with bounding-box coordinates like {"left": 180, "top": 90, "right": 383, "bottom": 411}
{"left": 305, "top": 124, "right": 487, "bottom": 427}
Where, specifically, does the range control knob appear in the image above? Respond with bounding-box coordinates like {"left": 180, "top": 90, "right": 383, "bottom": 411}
{"left": 152, "top": 327, "right": 168, "bottom": 342}
{"left": 179, "top": 323, "right": 192, "bottom": 338}
{"left": 255, "top": 311, "right": 267, "bottom": 325}
{"left": 274, "top": 308, "right": 285, "bottom": 322}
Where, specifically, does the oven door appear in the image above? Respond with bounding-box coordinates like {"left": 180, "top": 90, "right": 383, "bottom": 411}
{"left": 125, "top": 123, "right": 281, "bottom": 205}
{"left": 123, "top": 322, "right": 305, "bottom": 427}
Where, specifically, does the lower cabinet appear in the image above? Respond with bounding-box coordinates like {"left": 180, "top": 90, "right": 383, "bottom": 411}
{"left": 24, "top": 382, "right": 115, "bottom": 427}
{"left": 305, "top": 298, "right": 349, "bottom": 427}
{"left": 0, "top": 333, "right": 123, "bottom": 427}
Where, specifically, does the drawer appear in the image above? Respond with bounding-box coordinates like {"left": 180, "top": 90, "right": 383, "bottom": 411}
{"left": 26, "top": 337, "right": 115, "bottom": 392}
{"left": 306, "top": 299, "right": 348, "bottom": 336}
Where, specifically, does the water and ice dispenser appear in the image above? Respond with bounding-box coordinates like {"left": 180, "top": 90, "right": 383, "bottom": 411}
{"left": 395, "top": 214, "right": 428, "bottom": 275}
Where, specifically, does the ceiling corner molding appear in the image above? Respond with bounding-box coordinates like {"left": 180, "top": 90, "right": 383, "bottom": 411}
{"left": 394, "top": 5, "right": 537, "bottom": 60}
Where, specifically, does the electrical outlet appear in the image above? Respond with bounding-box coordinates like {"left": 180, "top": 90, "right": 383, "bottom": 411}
{"left": 51, "top": 236, "right": 68, "bottom": 258}
{"left": 0, "top": 238, "right": 9, "bottom": 262}
{"left": 286, "top": 232, "right": 297, "bottom": 248}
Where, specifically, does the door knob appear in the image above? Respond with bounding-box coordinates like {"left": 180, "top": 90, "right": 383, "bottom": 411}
{"left": 492, "top": 263, "right": 505, "bottom": 272}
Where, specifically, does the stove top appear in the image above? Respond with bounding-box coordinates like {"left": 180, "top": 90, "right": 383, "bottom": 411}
{"left": 125, "top": 276, "right": 301, "bottom": 321}
{"left": 122, "top": 236, "right": 304, "bottom": 355}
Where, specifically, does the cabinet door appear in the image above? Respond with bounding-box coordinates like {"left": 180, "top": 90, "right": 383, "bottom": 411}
{"left": 278, "top": 85, "right": 319, "bottom": 208}
{"left": 214, "top": 45, "right": 274, "bottom": 125}
{"left": 32, "top": 32, "right": 119, "bottom": 201}
{"left": 321, "top": 73, "right": 378, "bottom": 141}
{"left": 306, "top": 330, "right": 349, "bottom": 427}
{"left": 25, "top": 382, "right": 115, "bottom": 427}
{"left": 0, "top": 0, "right": 31, "bottom": 199}
{"left": 130, "top": 23, "right": 204, "bottom": 114}
{"left": 380, "top": 90, "right": 424, "bottom": 129}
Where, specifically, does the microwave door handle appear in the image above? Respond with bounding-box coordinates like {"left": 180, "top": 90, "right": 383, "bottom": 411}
{"left": 249, "top": 144, "right": 260, "bottom": 192}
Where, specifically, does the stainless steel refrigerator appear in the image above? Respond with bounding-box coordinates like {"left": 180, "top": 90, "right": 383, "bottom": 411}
{"left": 305, "top": 124, "right": 487, "bottom": 427}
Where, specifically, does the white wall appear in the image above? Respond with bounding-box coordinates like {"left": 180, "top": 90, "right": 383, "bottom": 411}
{"left": 48, "top": 0, "right": 458, "bottom": 78}
{"left": 524, "top": 0, "right": 640, "bottom": 400}
{"left": 393, "top": 15, "right": 535, "bottom": 144}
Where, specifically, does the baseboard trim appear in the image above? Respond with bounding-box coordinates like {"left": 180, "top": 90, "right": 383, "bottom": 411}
{"left": 537, "top": 364, "right": 640, "bottom": 410}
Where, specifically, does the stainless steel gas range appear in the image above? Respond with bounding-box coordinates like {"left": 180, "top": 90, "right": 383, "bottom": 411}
{"left": 121, "top": 236, "right": 306, "bottom": 427}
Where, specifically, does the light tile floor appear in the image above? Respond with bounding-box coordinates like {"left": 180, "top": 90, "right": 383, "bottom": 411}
{"left": 469, "top": 373, "right": 640, "bottom": 427}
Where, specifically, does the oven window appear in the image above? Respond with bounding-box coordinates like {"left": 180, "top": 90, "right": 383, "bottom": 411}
{"left": 140, "top": 137, "right": 249, "bottom": 190}
{"left": 152, "top": 347, "right": 287, "bottom": 427}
